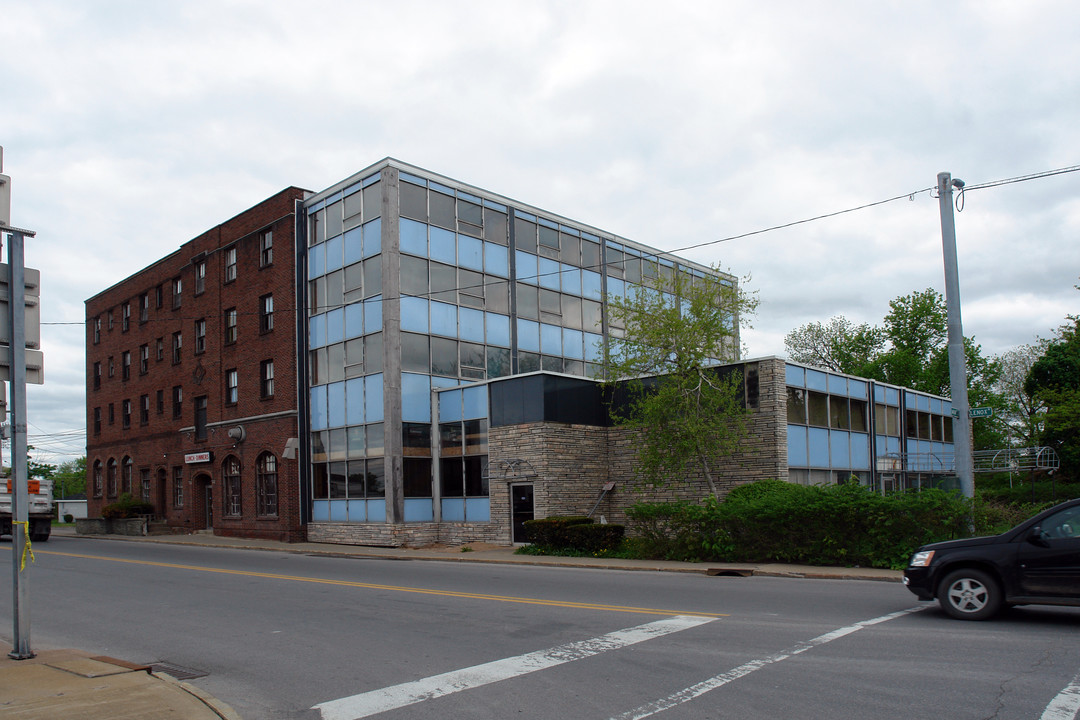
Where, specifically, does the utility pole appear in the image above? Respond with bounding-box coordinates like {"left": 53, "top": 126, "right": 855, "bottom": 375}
{"left": 2, "top": 148, "right": 37, "bottom": 659}
{"left": 937, "top": 171, "right": 974, "bottom": 501}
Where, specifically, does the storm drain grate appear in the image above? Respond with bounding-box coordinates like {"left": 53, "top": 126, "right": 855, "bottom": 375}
{"left": 148, "top": 661, "right": 209, "bottom": 680}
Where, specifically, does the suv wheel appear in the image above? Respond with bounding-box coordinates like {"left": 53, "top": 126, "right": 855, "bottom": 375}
{"left": 938, "top": 569, "right": 1002, "bottom": 620}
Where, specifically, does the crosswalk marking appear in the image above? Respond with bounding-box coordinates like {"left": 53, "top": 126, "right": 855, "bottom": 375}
{"left": 312, "top": 615, "right": 716, "bottom": 720}
{"left": 1041, "top": 670, "right": 1080, "bottom": 720}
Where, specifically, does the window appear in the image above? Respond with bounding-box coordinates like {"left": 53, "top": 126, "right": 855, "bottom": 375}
{"left": 139, "top": 344, "right": 149, "bottom": 374}
{"left": 172, "top": 385, "right": 183, "bottom": 419}
{"left": 156, "top": 337, "right": 164, "bottom": 361}
{"left": 172, "top": 277, "right": 182, "bottom": 308}
{"left": 195, "top": 319, "right": 206, "bottom": 354}
{"left": 122, "top": 399, "right": 131, "bottom": 428}
{"left": 122, "top": 457, "right": 133, "bottom": 495}
{"left": 223, "top": 456, "right": 241, "bottom": 516}
{"left": 259, "top": 229, "right": 273, "bottom": 267}
{"left": 173, "top": 467, "right": 184, "bottom": 508}
{"left": 139, "top": 293, "right": 149, "bottom": 323}
{"left": 108, "top": 403, "right": 115, "bottom": 425}
{"left": 140, "top": 469, "right": 150, "bottom": 502}
{"left": 93, "top": 461, "right": 103, "bottom": 498}
{"left": 107, "top": 459, "right": 117, "bottom": 497}
{"left": 93, "top": 407, "right": 101, "bottom": 435}
{"left": 156, "top": 389, "right": 164, "bottom": 415}
{"left": 155, "top": 284, "right": 164, "bottom": 309}
{"left": 122, "top": 302, "right": 131, "bottom": 332}
{"left": 108, "top": 356, "right": 115, "bottom": 378}
{"left": 260, "top": 360, "right": 274, "bottom": 399}
{"left": 259, "top": 294, "right": 274, "bottom": 332}
{"left": 93, "top": 317, "right": 101, "bottom": 344}
{"left": 121, "top": 351, "right": 131, "bottom": 380}
{"left": 194, "top": 260, "right": 206, "bottom": 295}
{"left": 93, "top": 362, "right": 102, "bottom": 390}
{"left": 225, "top": 369, "right": 238, "bottom": 405}
{"left": 107, "top": 309, "right": 114, "bottom": 330}
{"left": 140, "top": 394, "right": 150, "bottom": 424}
{"left": 224, "top": 308, "right": 237, "bottom": 344}
{"left": 224, "top": 245, "right": 237, "bottom": 283}
{"left": 172, "top": 332, "right": 182, "bottom": 363}
{"left": 194, "top": 396, "right": 207, "bottom": 440}
{"left": 256, "top": 453, "right": 278, "bottom": 516}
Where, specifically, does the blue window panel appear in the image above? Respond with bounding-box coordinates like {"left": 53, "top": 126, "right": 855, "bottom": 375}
{"left": 906, "top": 438, "right": 920, "bottom": 469}
{"left": 309, "top": 313, "right": 327, "bottom": 348}
{"left": 486, "top": 312, "right": 511, "bottom": 347}
{"left": 400, "top": 218, "right": 428, "bottom": 256}
{"left": 540, "top": 323, "right": 562, "bottom": 355}
{"left": 400, "top": 171, "right": 426, "bottom": 186}
{"left": 538, "top": 257, "right": 561, "bottom": 290}
{"left": 462, "top": 385, "right": 488, "bottom": 419}
{"left": 850, "top": 433, "right": 870, "bottom": 469}
{"left": 329, "top": 500, "right": 348, "bottom": 521}
{"left": 310, "top": 385, "right": 327, "bottom": 430}
{"left": 806, "top": 369, "right": 828, "bottom": 392}
{"left": 326, "top": 233, "right": 344, "bottom": 272}
{"left": 344, "top": 226, "right": 363, "bottom": 265}
{"left": 366, "top": 499, "right": 387, "bottom": 523}
{"left": 327, "top": 381, "right": 346, "bottom": 428}
{"left": 430, "top": 301, "right": 457, "bottom": 337}
{"left": 874, "top": 384, "right": 886, "bottom": 403}
{"left": 308, "top": 244, "right": 325, "bottom": 279}
{"left": 442, "top": 498, "right": 466, "bottom": 521}
{"left": 458, "top": 234, "right": 484, "bottom": 271}
{"left": 344, "top": 303, "right": 364, "bottom": 339}
{"left": 584, "top": 332, "right": 603, "bottom": 362}
{"left": 918, "top": 394, "right": 930, "bottom": 412}
{"left": 787, "top": 425, "right": 808, "bottom": 467}
{"left": 885, "top": 387, "right": 899, "bottom": 405}
{"left": 608, "top": 277, "right": 626, "bottom": 298}
{"left": 459, "top": 307, "right": 485, "bottom": 343}
{"left": 931, "top": 442, "right": 947, "bottom": 471}
{"left": 362, "top": 218, "right": 381, "bottom": 259}
{"left": 848, "top": 379, "right": 868, "bottom": 400}
{"left": 465, "top": 498, "right": 490, "bottom": 521}
{"left": 345, "top": 377, "right": 365, "bottom": 425}
{"left": 364, "top": 297, "right": 382, "bottom": 334}
{"left": 440, "top": 388, "right": 463, "bottom": 423}
{"left": 400, "top": 296, "right": 429, "bottom": 333}
{"left": 365, "top": 374, "right": 384, "bottom": 422}
{"left": 786, "top": 364, "right": 805, "bottom": 387}
{"left": 562, "top": 328, "right": 584, "bottom": 359}
{"left": 875, "top": 435, "right": 888, "bottom": 457}
{"left": 828, "top": 374, "right": 847, "bottom": 396}
{"left": 404, "top": 498, "right": 434, "bottom": 522}
{"left": 402, "top": 372, "right": 432, "bottom": 423}
{"left": 431, "top": 376, "right": 459, "bottom": 390}
{"left": 326, "top": 307, "right": 344, "bottom": 345}
{"left": 347, "top": 499, "right": 367, "bottom": 522}
{"left": 560, "top": 265, "right": 582, "bottom": 296}
{"left": 931, "top": 398, "right": 943, "bottom": 415}
{"left": 886, "top": 435, "right": 900, "bottom": 456}
{"left": 516, "top": 251, "right": 539, "bottom": 285}
{"left": 582, "top": 270, "right": 603, "bottom": 300}
{"left": 312, "top": 500, "right": 330, "bottom": 522}
{"left": 429, "top": 226, "right": 456, "bottom": 264}
{"left": 517, "top": 319, "right": 540, "bottom": 352}
{"left": 905, "top": 392, "right": 918, "bottom": 409}
{"left": 484, "top": 243, "right": 509, "bottom": 277}
{"left": 830, "top": 431, "right": 851, "bottom": 469}
{"left": 807, "top": 427, "right": 830, "bottom": 468}
{"left": 430, "top": 180, "right": 454, "bottom": 195}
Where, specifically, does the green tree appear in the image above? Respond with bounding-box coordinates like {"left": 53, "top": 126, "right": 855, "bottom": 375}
{"left": 783, "top": 316, "right": 884, "bottom": 376}
{"left": 1025, "top": 316, "right": 1080, "bottom": 479}
{"left": 995, "top": 343, "right": 1047, "bottom": 448}
{"left": 605, "top": 265, "right": 757, "bottom": 499}
{"left": 53, "top": 457, "right": 88, "bottom": 499}
{"left": 26, "top": 446, "right": 56, "bottom": 481}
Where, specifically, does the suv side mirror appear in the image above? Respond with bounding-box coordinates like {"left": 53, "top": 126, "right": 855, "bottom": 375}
{"left": 1027, "top": 525, "right": 1050, "bottom": 547}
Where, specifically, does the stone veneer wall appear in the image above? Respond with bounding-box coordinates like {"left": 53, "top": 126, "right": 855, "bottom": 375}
{"left": 306, "top": 521, "right": 502, "bottom": 547}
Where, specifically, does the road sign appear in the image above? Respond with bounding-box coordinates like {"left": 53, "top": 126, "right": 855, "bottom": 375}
{"left": 951, "top": 408, "right": 960, "bottom": 418}
{"left": 969, "top": 406, "right": 993, "bottom": 418}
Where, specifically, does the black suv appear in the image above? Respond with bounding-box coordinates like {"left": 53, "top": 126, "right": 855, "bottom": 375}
{"left": 904, "top": 498, "right": 1080, "bottom": 620}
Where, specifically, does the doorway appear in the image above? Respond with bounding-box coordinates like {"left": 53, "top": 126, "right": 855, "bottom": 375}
{"left": 193, "top": 473, "right": 213, "bottom": 531}
{"left": 511, "top": 483, "right": 534, "bottom": 543}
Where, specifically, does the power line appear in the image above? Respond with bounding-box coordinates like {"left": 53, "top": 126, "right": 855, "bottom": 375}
{"left": 963, "top": 163, "right": 1080, "bottom": 191}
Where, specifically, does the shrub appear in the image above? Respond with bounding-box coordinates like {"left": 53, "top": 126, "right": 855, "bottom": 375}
{"left": 522, "top": 516, "right": 592, "bottom": 547}
{"left": 564, "top": 523, "right": 625, "bottom": 553}
{"left": 63, "top": 513, "right": 74, "bottom": 524}
{"left": 101, "top": 493, "right": 155, "bottom": 520}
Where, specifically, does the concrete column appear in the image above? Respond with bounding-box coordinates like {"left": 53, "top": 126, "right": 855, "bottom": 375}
{"left": 381, "top": 167, "right": 404, "bottom": 524}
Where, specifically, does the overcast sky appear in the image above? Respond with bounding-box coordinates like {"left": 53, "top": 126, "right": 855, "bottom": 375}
{"left": 3, "top": 0, "right": 1078, "bottom": 465}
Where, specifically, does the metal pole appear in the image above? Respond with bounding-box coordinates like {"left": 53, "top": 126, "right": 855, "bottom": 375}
{"left": 7, "top": 228, "right": 33, "bottom": 659}
{"left": 936, "top": 172, "right": 975, "bottom": 501}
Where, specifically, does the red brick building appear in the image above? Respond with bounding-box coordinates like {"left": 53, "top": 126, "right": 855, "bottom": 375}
{"left": 85, "top": 188, "right": 308, "bottom": 541}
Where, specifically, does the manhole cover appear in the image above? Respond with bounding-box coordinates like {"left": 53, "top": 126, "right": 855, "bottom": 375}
{"left": 149, "top": 661, "right": 208, "bottom": 680}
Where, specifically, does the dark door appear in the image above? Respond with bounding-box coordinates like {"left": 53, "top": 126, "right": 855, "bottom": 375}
{"left": 204, "top": 485, "right": 213, "bottom": 529}
{"left": 511, "top": 484, "right": 534, "bottom": 543}
{"left": 1018, "top": 505, "right": 1080, "bottom": 596}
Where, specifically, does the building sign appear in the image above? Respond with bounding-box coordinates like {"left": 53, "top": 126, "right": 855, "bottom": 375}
{"left": 184, "top": 452, "right": 212, "bottom": 464}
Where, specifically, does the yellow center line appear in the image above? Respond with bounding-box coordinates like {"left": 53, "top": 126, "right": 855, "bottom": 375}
{"left": 36, "top": 550, "right": 728, "bottom": 618}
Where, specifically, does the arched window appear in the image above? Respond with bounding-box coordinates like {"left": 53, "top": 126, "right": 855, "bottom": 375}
{"left": 107, "top": 459, "right": 118, "bottom": 498}
{"left": 93, "top": 460, "right": 104, "bottom": 498}
{"left": 223, "top": 456, "right": 241, "bottom": 517}
{"left": 256, "top": 453, "right": 278, "bottom": 517}
{"left": 122, "top": 456, "right": 133, "bottom": 496}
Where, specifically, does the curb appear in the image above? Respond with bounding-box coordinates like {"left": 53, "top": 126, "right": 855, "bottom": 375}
{"left": 153, "top": 671, "right": 242, "bottom": 720}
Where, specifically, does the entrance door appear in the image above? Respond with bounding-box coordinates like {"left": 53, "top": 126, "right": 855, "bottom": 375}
{"left": 511, "top": 484, "right": 534, "bottom": 543}
{"left": 204, "top": 485, "right": 213, "bottom": 529}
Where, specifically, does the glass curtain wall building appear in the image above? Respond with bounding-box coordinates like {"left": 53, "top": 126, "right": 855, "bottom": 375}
{"left": 301, "top": 159, "right": 736, "bottom": 528}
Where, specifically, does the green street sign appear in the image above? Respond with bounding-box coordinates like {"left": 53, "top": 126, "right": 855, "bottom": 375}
{"left": 968, "top": 407, "right": 993, "bottom": 418}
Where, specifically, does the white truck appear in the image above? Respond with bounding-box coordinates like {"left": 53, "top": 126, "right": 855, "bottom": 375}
{"left": 1, "top": 476, "right": 53, "bottom": 541}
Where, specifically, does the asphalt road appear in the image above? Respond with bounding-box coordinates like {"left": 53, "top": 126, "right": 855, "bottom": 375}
{"left": 3, "top": 536, "right": 1079, "bottom": 720}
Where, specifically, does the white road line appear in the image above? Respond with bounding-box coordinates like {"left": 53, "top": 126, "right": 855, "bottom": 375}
{"left": 610, "top": 606, "right": 928, "bottom": 720}
{"left": 1041, "top": 670, "right": 1080, "bottom": 720}
{"left": 313, "top": 614, "right": 716, "bottom": 720}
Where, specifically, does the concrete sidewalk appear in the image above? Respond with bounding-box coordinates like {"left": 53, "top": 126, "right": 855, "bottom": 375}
{"left": 2, "top": 526, "right": 900, "bottom": 719}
